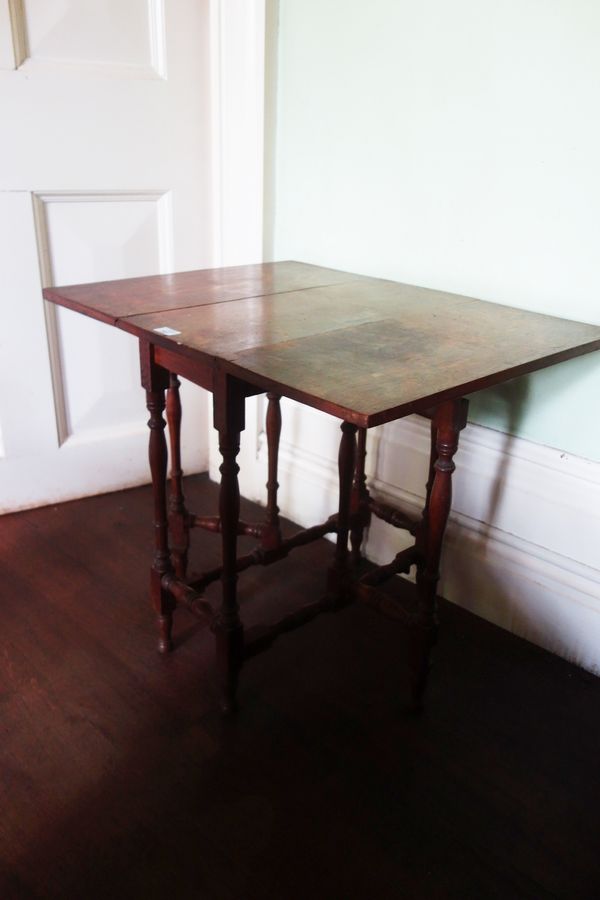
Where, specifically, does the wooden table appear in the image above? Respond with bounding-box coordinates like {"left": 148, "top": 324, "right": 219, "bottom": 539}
{"left": 44, "top": 262, "right": 600, "bottom": 712}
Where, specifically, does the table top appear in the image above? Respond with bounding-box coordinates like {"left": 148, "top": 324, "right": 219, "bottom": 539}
{"left": 44, "top": 261, "right": 600, "bottom": 427}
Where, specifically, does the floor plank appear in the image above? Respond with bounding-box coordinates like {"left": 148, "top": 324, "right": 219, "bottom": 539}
{"left": 1, "top": 474, "right": 599, "bottom": 899}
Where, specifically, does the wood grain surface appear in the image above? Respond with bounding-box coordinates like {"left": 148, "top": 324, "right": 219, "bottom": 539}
{"left": 3, "top": 476, "right": 600, "bottom": 900}
{"left": 44, "top": 262, "right": 600, "bottom": 426}
{"left": 42, "top": 261, "right": 367, "bottom": 325}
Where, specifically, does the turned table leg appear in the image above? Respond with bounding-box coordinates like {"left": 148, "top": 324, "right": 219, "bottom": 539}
{"left": 212, "top": 376, "right": 245, "bottom": 713}
{"left": 262, "top": 392, "right": 282, "bottom": 551}
{"left": 140, "top": 342, "right": 174, "bottom": 654}
{"left": 329, "top": 421, "right": 357, "bottom": 601}
{"left": 166, "top": 373, "right": 190, "bottom": 579}
{"left": 421, "top": 416, "right": 438, "bottom": 544}
{"left": 411, "top": 398, "right": 467, "bottom": 707}
{"left": 350, "top": 426, "right": 370, "bottom": 564}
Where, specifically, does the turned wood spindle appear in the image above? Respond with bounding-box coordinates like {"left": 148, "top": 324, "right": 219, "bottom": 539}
{"left": 166, "top": 372, "right": 189, "bottom": 579}
{"left": 419, "top": 403, "right": 464, "bottom": 612}
{"left": 411, "top": 398, "right": 465, "bottom": 707}
{"left": 416, "top": 416, "right": 438, "bottom": 558}
{"left": 215, "top": 428, "right": 243, "bottom": 713}
{"left": 329, "top": 421, "right": 357, "bottom": 600}
{"left": 262, "top": 392, "right": 282, "bottom": 551}
{"left": 146, "top": 386, "right": 174, "bottom": 653}
{"left": 212, "top": 379, "right": 245, "bottom": 714}
{"left": 350, "top": 426, "right": 370, "bottom": 564}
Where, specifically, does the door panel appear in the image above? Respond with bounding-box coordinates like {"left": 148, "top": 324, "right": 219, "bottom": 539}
{"left": 22, "top": 0, "right": 159, "bottom": 73}
{"left": 0, "top": 0, "right": 212, "bottom": 511}
{"left": 38, "top": 191, "right": 169, "bottom": 443}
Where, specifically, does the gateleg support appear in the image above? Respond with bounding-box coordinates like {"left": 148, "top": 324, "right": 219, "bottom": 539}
{"left": 262, "top": 392, "right": 283, "bottom": 551}
{"left": 411, "top": 397, "right": 468, "bottom": 709}
{"left": 327, "top": 421, "right": 358, "bottom": 604}
{"left": 212, "top": 370, "right": 247, "bottom": 713}
{"left": 140, "top": 340, "right": 175, "bottom": 654}
{"left": 166, "top": 372, "right": 190, "bottom": 579}
{"left": 350, "top": 426, "right": 371, "bottom": 565}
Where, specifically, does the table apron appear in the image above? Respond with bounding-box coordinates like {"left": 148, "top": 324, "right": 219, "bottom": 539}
{"left": 153, "top": 344, "right": 213, "bottom": 391}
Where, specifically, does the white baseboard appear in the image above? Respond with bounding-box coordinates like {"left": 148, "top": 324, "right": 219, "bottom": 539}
{"left": 231, "top": 401, "right": 600, "bottom": 676}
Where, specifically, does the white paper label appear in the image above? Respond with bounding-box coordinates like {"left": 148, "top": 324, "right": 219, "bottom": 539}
{"left": 153, "top": 326, "right": 181, "bottom": 336}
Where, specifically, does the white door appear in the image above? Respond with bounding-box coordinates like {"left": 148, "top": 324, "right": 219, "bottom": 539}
{"left": 0, "top": 0, "right": 213, "bottom": 512}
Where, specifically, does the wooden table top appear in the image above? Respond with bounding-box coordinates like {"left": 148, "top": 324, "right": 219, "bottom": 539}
{"left": 44, "top": 261, "right": 600, "bottom": 427}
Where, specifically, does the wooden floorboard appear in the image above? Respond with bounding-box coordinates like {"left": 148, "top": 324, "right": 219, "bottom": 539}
{"left": 1, "top": 474, "right": 599, "bottom": 900}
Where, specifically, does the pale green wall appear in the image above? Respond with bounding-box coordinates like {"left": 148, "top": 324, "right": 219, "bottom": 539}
{"left": 271, "top": 0, "right": 600, "bottom": 460}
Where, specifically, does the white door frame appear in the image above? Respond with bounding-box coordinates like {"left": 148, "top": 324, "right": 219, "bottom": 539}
{"left": 207, "top": 0, "right": 274, "bottom": 505}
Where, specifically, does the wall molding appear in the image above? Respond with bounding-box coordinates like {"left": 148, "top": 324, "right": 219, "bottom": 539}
{"left": 247, "top": 405, "right": 600, "bottom": 675}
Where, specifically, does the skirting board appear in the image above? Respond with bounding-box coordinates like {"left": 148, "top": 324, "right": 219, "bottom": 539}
{"left": 210, "top": 399, "right": 600, "bottom": 676}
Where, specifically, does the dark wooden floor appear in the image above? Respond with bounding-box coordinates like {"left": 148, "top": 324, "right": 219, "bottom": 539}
{"left": 2, "top": 474, "right": 600, "bottom": 900}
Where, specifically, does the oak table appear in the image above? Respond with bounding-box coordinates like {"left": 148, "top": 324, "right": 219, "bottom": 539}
{"left": 44, "top": 262, "right": 600, "bottom": 712}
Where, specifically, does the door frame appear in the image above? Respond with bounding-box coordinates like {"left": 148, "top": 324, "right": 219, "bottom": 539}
{"left": 207, "top": 0, "right": 275, "bottom": 505}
